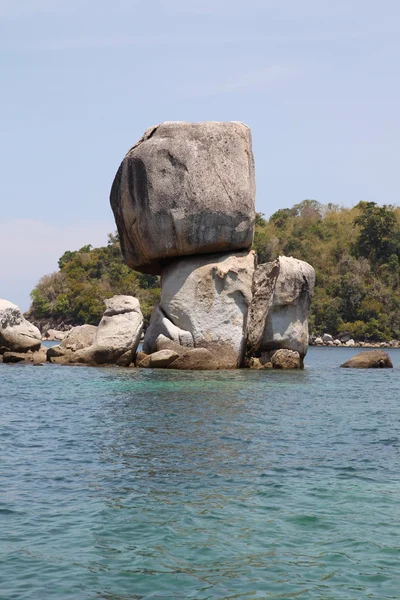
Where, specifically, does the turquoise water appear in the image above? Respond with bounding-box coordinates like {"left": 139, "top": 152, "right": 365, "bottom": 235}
{"left": 1, "top": 347, "right": 400, "bottom": 599}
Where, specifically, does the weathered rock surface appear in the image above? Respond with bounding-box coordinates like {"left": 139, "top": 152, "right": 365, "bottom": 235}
{"left": 270, "top": 349, "right": 302, "bottom": 369}
{"left": 341, "top": 350, "right": 393, "bottom": 369}
{"left": 60, "top": 324, "right": 98, "bottom": 353}
{"left": 167, "top": 348, "right": 220, "bottom": 370}
{"left": 138, "top": 349, "right": 179, "bottom": 369}
{"left": 143, "top": 306, "right": 193, "bottom": 354}
{"left": 160, "top": 250, "right": 256, "bottom": 368}
{"left": 0, "top": 299, "right": 41, "bottom": 353}
{"left": 3, "top": 346, "right": 48, "bottom": 365}
{"left": 110, "top": 121, "right": 256, "bottom": 274}
{"left": 247, "top": 256, "right": 315, "bottom": 359}
{"left": 78, "top": 295, "right": 143, "bottom": 365}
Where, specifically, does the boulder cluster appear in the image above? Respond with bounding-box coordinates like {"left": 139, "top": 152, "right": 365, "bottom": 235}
{"left": 1, "top": 121, "right": 316, "bottom": 370}
{"left": 110, "top": 121, "right": 315, "bottom": 369}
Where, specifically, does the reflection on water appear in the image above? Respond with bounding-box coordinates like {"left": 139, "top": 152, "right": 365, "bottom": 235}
{"left": 1, "top": 349, "right": 400, "bottom": 599}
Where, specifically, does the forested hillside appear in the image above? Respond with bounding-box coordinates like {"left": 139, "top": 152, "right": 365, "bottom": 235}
{"left": 28, "top": 200, "right": 400, "bottom": 340}
{"left": 27, "top": 233, "right": 160, "bottom": 328}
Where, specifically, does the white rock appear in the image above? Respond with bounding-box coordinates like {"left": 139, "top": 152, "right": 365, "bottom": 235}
{"left": 84, "top": 295, "right": 143, "bottom": 365}
{"left": 345, "top": 339, "right": 355, "bottom": 347}
{"left": 0, "top": 299, "right": 41, "bottom": 353}
{"left": 60, "top": 324, "right": 98, "bottom": 352}
{"left": 248, "top": 256, "right": 315, "bottom": 358}
{"left": 314, "top": 337, "right": 323, "bottom": 345}
{"left": 143, "top": 305, "right": 193, "bottom": 354}
{"left": 322, "top": 333, "right": 333, "bottom": 342}
{"left": 160, "top": 250, "right": 256, "bottom": 368}
{"left": 333, "top": 339, "right": 342, "bottom": 346}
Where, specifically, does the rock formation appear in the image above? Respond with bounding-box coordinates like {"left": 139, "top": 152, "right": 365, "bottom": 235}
{"left": 247, "top": 256, "right": 315, "bottom": 361}
{"left": 47, "top": 296, "right": 143, "bottom": 366}
{"left": 0, "top": 299, "right": 41, "bottom": 353}
{"left": 109, "top": 121, "right": 315, "bottom": 370}
{"left": 110, "top": 121, "right": 256, "bottom": 274}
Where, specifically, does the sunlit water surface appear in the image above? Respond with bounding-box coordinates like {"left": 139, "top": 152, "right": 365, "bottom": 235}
{"left": 1, "top": 347, "right": 400, "bottom": 599}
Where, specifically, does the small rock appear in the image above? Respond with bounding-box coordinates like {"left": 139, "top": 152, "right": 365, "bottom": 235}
{"left": 341, "top": 350, "right": 393, "bottom": 369}
{"left": 333, "top": 339, "right": 341, "bottom": 346}
{"left": 322, "top": 334, "right": 333, "bottom": 342}
{"left": 345, "top": 339, "right": 355, "bottom": 347}
{"left": 270, "top": 349, "right": 302, "bottom": 369}
{"left": 138, "top": 349, "right": 179, "bottom": 369}
{"left": 167, "top": 348, "right": 220, "bottom": 370}
{"left": 314, "top": 337, "right": 323, "bottom": 345}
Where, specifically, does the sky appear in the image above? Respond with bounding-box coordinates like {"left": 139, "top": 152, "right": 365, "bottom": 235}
{"left": 1, "top": 0, "right": 399, "bottom": 310}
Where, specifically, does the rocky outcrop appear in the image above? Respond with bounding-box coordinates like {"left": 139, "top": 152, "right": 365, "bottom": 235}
{"left": 110, "top": 121, "right": 256, "bottom": 274}
{"left": 43, "top": 329, "right": 66, "bottom": 341}
{"left": 340, "top": 350, "right": 393, "bottom": 369}
{"left": 167, "top": 348, "right": 220, "bottom": 370}
{"left": 2, "top": 346, "right": 47, "bottom": 365}
{"left": 158, "top": 250, "right": 256, "bottom": 369}
{"left": 138, "top": 349, "right": 180, "bottom": 369}
{"left": 0, "top": 299, "right": 41, "bottom": 353}
{"left": 247, "top": 256, "right": 315, "bottom": 361}
{"left": 47, "top": 296, "right": 143, "bottom": 366}
{"left": 270, "top": 349, "right": 302, "bottom": 369}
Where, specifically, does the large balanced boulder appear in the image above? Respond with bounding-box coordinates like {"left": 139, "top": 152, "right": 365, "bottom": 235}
{"left": 158, "top": 250, "right": 256, "bottom": 369}
{"left": 110, "top": 121, "right": 256, "bottom": 274}
{"left": 341, "top": 350, "right": 393, "bottom": 369}
{"left": 247, "top": 256, "right": 315, "bottom": 359}
{"left": 0, "top": 299, "right": 41, "bottom": 353}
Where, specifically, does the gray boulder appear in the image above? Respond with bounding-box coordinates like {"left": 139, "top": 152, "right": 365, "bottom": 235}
{"left": 0, "top": 299, "right": 41, "bottom": 353}
{"left": 110, "top": 121, "right": 256, "bottom": 274}
{"left": 270, "top": 349, "right": 302, "bottom": 369}
{"left": 60, "top": 324, "right": 98, "bottom": 352}
{"left": 341, "top": 350, "right": 393, "bottom": 369}
{"left": 160, "top": 250, "right": 256, "bottom": 369}
{"left": 247, "top": 256, "right": 315, "bottom": 359}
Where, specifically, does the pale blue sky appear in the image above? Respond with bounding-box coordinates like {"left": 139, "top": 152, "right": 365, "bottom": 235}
{"left": 1, "top": 0, "right": 399, "bottom": 309}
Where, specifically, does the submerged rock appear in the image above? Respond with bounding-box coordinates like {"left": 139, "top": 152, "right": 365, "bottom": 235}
{"left": 110, "top": 121, "right": 256, "bottom": 274}
{"left": 340, "top": 350, "right": 393, "bottom": 369}
{"left": 0, "top": 299, "right": 41, "bottom": 353}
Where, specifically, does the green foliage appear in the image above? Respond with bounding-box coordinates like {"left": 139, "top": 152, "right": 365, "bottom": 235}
{"left": 29, "top": 201, "right": 400, "bottom": 341}
{"left": 252, "top": 200, "right": 400, "bottom": 340}
{"left": 29, "top": 234, "right": 160, "bottom": 326}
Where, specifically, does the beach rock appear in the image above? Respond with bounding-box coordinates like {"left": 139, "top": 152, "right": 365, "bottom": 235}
{"left": 270, "top": 349, "right": 302, "bottom": 369}
{"left": 143, "top": 306, "right": 193, "bottom": 354}
{"left": 110, "top": 121, "right": 256, "bottom": 274}
{"left": 247, "top": 256, "right": 315, "bottom": 359}
{"left": 0, "top": 299, "right": 41, "bottom": 353}
{"left": 138, "top": 349, "right": 179, "bottom": 369}
{"left": 160, "top": 250, "right": 256, "bottom": 368}
{"left": 314, "top": 337, "right": 323, "bottom": 345}
{"left": 341, "top": 350, "right": 393, "bottom": 369}
{"left": 345, "top": 339, "right": 355, "bottom": 347}
{"left": 333, "top": 339, "right": 342, "bottom": 346}
{"left": 79, "top": 295, "right": 143, "bottom": 365}
{"left": 167, "top": 348, "right": 220, "bottom": 370}
{"left": 322, "top": 333, "right": 333, "bottom": 343}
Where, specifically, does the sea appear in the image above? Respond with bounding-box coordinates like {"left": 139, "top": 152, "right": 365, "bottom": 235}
{"left": 1, "top": 347, "right": 400, "bottom": 599}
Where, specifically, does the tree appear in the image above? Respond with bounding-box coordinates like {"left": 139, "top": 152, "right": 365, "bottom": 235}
{"left": 353, "top": 201, "right": 398, "bottom": 265}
